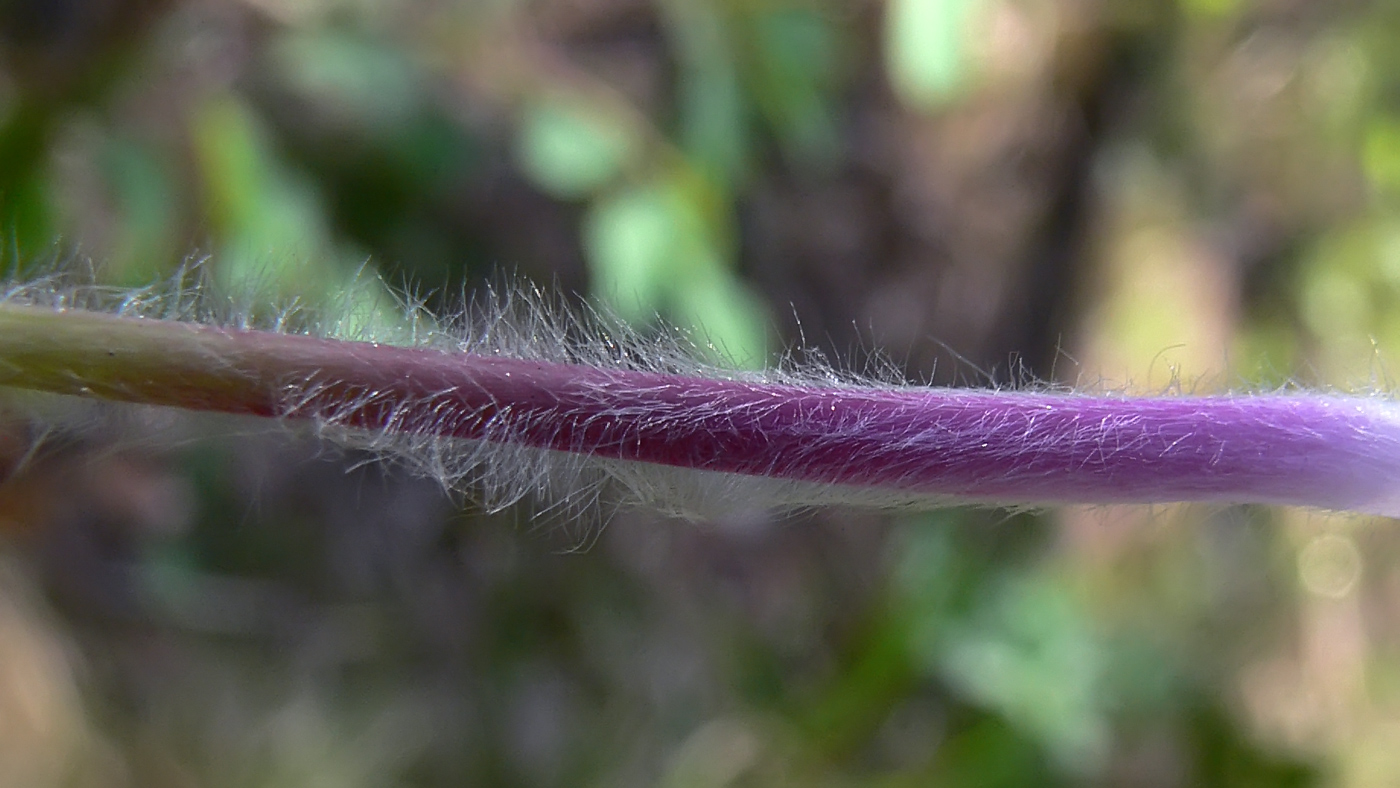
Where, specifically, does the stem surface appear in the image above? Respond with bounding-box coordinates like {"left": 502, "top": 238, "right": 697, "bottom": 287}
{"left": 1, "top": 303, "right": 1397, "bottom": 515}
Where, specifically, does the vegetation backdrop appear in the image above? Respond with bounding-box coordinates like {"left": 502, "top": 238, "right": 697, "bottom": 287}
{"left": 0, "top": 0, "right": 1398, "bottom": 785}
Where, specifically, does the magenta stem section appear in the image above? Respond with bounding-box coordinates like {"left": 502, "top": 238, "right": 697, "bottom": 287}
{"left": 340, "top": 349, "right": 1400, "bottom": 514}
{"left": 3, "top": 305, "right": 1399, "bottom": 515}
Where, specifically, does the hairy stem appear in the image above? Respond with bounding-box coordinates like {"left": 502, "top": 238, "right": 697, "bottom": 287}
{"left": 0, "top": 302, "right": 1397, "bottom": 515}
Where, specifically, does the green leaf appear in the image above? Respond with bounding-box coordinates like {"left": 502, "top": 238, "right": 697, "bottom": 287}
{"left": 669, "top": 257, "right": 770, "bottom": 368}
{"left": 189, "top": 93, "right": 386, "bottom": 315}
{"left": 583, "top": 184, "right": 675, "bottom": 322}
{"left": 1363, "top": 115, "right": 1400, "bottom": 196}
{"left": 748, "top": 6, "right": 842, "bottom": 166}
{"left": 885, "top": 0, "right": 982, "bottom": 109}
{"left": 660, "top": 0, "right": 749, "bottom": 186}
{"left": 100, "top": 135, "right": 179, "bottom": 283}
{"left": 516, "top": 100, "right": 633, "bottom": 199}
{"left": 583, "top": 179, "right": 768, "bottom": 366}
{"left": 934, "top": 572, "right": 1108, "bottom": 775}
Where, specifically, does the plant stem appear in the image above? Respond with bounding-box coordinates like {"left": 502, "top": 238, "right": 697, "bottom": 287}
{"left": 0, "top": 302, "right": 1397, "bottom": 514}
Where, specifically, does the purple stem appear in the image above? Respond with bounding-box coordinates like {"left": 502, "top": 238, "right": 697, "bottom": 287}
{"left": 1, "top": 303, "right": 1397, "bottom": 515}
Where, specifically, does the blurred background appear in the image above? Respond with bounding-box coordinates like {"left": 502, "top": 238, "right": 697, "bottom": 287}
{"left": 0, "top": 0, "right": 1397, "bottom": 785}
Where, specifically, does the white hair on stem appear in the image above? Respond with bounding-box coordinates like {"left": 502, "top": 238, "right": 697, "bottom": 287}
{"left": 2, "top": 260, "right": 1400, "bottom": 524}
{"left": 0, "top": 262, "right": 936, "bottom": 522}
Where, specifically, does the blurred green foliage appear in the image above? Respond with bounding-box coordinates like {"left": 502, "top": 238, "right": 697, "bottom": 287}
{"left": 885, "top": 0, "right": 981, "bottom": 108}
{"left": 2, "top": 0, "right": 1400, "bottom": 786}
